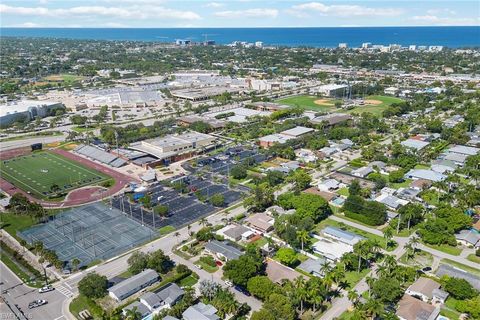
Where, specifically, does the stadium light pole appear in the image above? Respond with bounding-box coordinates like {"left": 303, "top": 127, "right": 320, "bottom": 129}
{"left": 141, "top": 207, "right": 144, "bottom": 226}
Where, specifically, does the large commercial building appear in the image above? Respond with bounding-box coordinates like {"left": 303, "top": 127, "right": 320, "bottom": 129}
{"left": 170, "top": 86, "right": 240, "bottom": 101}
{"left": 310, "top": 84, "right": 350, "bottom": 98}
{"left": 0, "top": 100, "right": 64, "bottom": 126}
{"left": 130, "top": 131, "right": 217, "bottom": 166}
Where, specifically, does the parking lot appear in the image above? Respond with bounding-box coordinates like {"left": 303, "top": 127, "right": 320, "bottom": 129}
{"left": 188, "top": 147, "right": 268, "bottom": 176}
{"left": 112, "top": 177, "right": 244, "bottom": 230}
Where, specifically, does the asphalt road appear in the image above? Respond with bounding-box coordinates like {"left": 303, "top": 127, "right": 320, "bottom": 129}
{"left": 0, "top": 134, "right": 67, "bottom": 151}
{"left": 0, "top": 262, "right": 68, "bottom": 320}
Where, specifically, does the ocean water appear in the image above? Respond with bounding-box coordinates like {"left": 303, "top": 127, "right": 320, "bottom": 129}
{"left": 1, "top": 27, "right": 479, "bottom": 48}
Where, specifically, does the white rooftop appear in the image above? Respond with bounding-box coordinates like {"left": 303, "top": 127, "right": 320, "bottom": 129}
{"left": 0, "top": 100, "right": 60, "bottom": 117}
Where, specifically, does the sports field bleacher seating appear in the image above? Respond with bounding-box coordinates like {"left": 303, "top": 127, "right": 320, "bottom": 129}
{"left": 75, "top": 144, "right": 126, "bottom": 168}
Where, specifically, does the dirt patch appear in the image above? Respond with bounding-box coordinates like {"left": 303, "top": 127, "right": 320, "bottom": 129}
{"left": 364, "top": 99, "right": 382, "bottom": 105}
{"left": 314, "top": 99, "right": 334, "bottom": 106}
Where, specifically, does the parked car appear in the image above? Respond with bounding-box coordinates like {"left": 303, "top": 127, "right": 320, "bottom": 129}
{"left": 28, "top": 300, "right": 47, "bottom": 309}
{"left": 38, "top": 285, "right": 54, "bottom": 293}
{"left": 225, "top": 280, "right": 233, "bottom": 287}
{"left": 194, "top": 264, "right": 202, "bottom": 269}
{"left": 234, "top": 285, "right": 251, "bottom": 296}
{"left": 422, "top": 267, "right": 432, "bottom": 272}
{"left": 215, "top": 261, "right": 223, "bottom": 267}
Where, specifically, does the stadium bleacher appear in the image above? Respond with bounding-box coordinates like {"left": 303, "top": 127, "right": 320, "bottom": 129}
{"left": 75, "top": 144, "right": 126, "bottom": 168}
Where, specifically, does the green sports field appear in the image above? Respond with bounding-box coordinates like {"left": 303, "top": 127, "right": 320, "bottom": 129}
{"left": 0, "top": 152, "right": 109, "bottom": 199}
{"left": 343, "top": 95, "right": 404, "bottom": 116}
{"left": 276, "top": 95, "right": 341, "bottom": 112}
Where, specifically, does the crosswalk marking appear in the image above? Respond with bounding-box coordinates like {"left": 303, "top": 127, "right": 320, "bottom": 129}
{"left": 56, "top": 285, "right": 74, "bottom": 298}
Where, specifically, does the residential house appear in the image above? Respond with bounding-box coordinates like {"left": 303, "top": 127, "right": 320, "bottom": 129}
{"left": 318, "top": 179, "right": 340, "bottom": 192}
{"left": 455, "top": 229, "right": 480, "bottom": 247}
{"left": 401, "top": 139, "right": 430, "bottom": 151}
{"left": 406, "top": 277, "right": 441, "bottom": 302}
{"left": 183, "top": 303, "right": 219, "bottom": 320}
{"left": 204, "top": 240, "right": 243, "bottom": 261}
{"left": 217, "top": 225, "right": 254, "bottom": 242}
{"left": 122, "top": 301, "right": 150, "bottom": 318}
{"left": 405, "top": 169, "right": 446, "bottom": 182}
{"left": 266, "top": 258, "right": 306, "bottom": 284}
{"left": 351, "top": 166, "right": 374, "bottom": 178}
{"left": 396, "top": 294, "right": 440, "bottom": 320}
{"left": 298, "top": 257, "right": 329, "bottom": 278}
{"left": 109, "top": 269, "right": 160, "bottom": 301}
{"left": 322, "top": 226, "right": 364, "bottom": 246}
{"left": 375, "top": 193, "right": 409, "bottom": 210}
{"left": 246, "top": 212, "right": 275, "bottom": 233}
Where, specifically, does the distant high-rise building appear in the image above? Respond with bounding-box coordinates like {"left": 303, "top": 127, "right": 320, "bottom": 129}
{"left": 338, "top": 43, "right": 348, "bottom": 49}
{"left": 409, "top": 45, "right": 417, "bottom": 51}
{"left": 255, "top": 41, "right": 263, "bottom": 48}
{"left": 361, "top": 42, "right": 372, "bottom": 49}
{"left": 429, "top": 46, "right": 444, "bottom": 52}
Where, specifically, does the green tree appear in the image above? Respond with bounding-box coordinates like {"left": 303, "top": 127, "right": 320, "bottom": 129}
{"left": 223, "top": 254, "right": 263, "bottom": 287}
{"left": 247, "top": 276, "right": 278, "bottom": 300}
{"left": 147, "top": 249, "right": 174, "bottom": 274}
{"left": 389, "top": 169, "right": 405, "bottom": 183}
{"left": 209, "top": 194, "right": 225, "bottom": 207}
{"left": 287, "top": 169, "right": 312, "bottom": 193}
{"left": 78, "top": 272, "right": 108, "bottom": 299}
{"left": 263, "top": 293, "right": 296, "bottom": 320}
{"left": 251, "top": 309, "right": 276, "bottom": 320}
{"left": 275, "top": 247, "right": 299, "bottom": 267}
{"left": 296, "top": 230, "right": 309, "bottom": 251}
{"left": 348, "top": 179, "right": 362, "bottom": 196}
{"left": 443, "top": 277, "right": 478, "bottom": 300}
{"left": 127, "top": 251, "right": 149, "bottom": 275}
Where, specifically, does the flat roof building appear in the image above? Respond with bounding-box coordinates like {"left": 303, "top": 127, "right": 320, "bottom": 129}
{"left": 130, "top": 131, "right": 216, "bottom": 163}
{"left": 0, "top": 100, "right": 64, "bottom": 126}
{"left": 109, "top": 269, "right": 160, "bottom": 301}
{"left": 405, "top": 169, "right": 446, "bottom": 182}
{"left": 401, "top": 139, "right": 430, "bottom": 151}
{"left": 205, "top": 240, "right": 243, "bottom": 261}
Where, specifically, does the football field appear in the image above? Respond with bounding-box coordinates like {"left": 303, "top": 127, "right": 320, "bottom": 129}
{"left": 0, "top": 151, "right": 110, "bottom": 199}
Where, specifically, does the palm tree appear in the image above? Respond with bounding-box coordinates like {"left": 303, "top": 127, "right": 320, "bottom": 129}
{"left": 296, "top": 230, "right": 309, "bottom": 251}
{"left": 199, "top": 218, "right": 207, "bottom": 227}
{"left": 347, "top": 289, "right": 359, "bottom": 307}
{"left": 408, "top": 236, "right": 420, "bottom": 253}
{"left": 71, "top": 258, "right": 81, "bottom": 271}
{"left": 383, "top": 226, "right": 394, "bottom": 248}
{"left": 34, "top": 241, "right": 44, "bottom": 256}
{"left": 364, "top": 298, "right": 384, "bottom": 319}
{"left": 382, "top": 255, "right": 397, "bottom": 274}
{"left": 187, "top": 224, "right": 192, "bottom": 236}
{"left": 365, "top": 276, "right": 375, "bottom": 298}
{"left": 174, "top": 231, "right": 180, "bottom": 244}
{"left": 320, "top": 260, "right": 332, "bottom": 277}
{"left": 294, "top": 277, "right": 308, "bottom": 315}
{"left": 124, "top": 306, "right": 142, "bottom": 320}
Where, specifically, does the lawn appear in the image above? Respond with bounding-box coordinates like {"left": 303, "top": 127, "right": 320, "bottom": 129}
{"left": 337, "top": 187, "right": 349, "bottom": 197}
{"left": 399, "top": 250, "right": 433, "bottom": 268}
{"left": 342, "top": 95, "right": 403, "bottom": 117}
{"left": 0, "top": 212, "right": 38, "bottom": 238}
{"left": 343, "top": 266, "right": 370, "bottom": 287}
{"left": 315, "top": 217, "right": 396, "bottom": 251}
{"left": 467, "top": 254, "right": 480, "bottom": 264}
{"left": 69, "top": 295, "right": 104, "bottom": 319}
{"left": 389, "top": 178, "right": 412, "bottom": 189}
{"left": 178, "top": 274, "right": 199, "bottom": 287}
{"left": 0, "top": 152, "right": 110, "bottom": 199}
{"left": 276, "top": 95, "right": 339, "bottom": 112}
{"left": 44, "top": 74, "right": 84, "bottom": 83}
{"left": 441, "top": 258, "right": 480, "bottom": 277}
{"left": 159, "top": 225, "right": 176, "bottom": 235}
{"left": 195, "top": 258, "right": 218, "bottom": 273}
{"left": 424, "top": 243, "right": 462, "bottom": 256}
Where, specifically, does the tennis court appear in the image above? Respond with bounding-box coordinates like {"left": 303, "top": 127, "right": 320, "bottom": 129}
{"left": 0, "top": 151, "right": 110, "bottom": 199}
{"left": 18, "top": 202, "right": 154, "bottom": 268}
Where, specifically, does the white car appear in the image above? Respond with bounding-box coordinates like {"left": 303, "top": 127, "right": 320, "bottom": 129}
{"left": 38, "top": 285, "right": 54, "bottom": 293}
{"left": 194, "top": 264, "right": 202, "bottom": 269}
{"left": 225, "top": 280, "right": 233, "bottom": 287}
{"left": 28, "top": 300, "right": 47, "bottom": 309}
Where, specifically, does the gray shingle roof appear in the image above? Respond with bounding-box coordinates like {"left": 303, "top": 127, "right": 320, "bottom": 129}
{"left": 109, "top": 269, "right": 159, "bottom": 300}
{"left": 205, "top": 240, "right": 243, "bottom": 261}
{"left": 322, "top": 226, "right": 364, "bottom": 245}
{"left": 155, "top": 283, "right": 184, "bottom": 305}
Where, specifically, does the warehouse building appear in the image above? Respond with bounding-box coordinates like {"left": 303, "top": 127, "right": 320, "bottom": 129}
{"left": 0, "top": 100, "right": 64, "bottom": 126}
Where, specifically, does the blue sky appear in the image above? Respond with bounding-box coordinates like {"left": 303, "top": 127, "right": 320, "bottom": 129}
{"left": 1, "top": 0, "right": 479, "bottom": 28}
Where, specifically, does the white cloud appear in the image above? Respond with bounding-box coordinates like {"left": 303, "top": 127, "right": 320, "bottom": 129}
{"left": 411, "top": 15, "right": 479, "bottom": 26}
{"left": 5, "top": 22, "right": 42, "bottom": 27}
{"left": 0, "top": 4, "right": 201, "bottom": 20}
{"left": 427, "top": 8, "right": 456, "bottom": 15}
{"left": 214, "top": 8, "right": 278, "bottom": 18}
{"left": 288, "top": 2, "right": 404, "bottom": 18}
{"left": 205, "top": 2, "right": 224, "bottom": 8}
